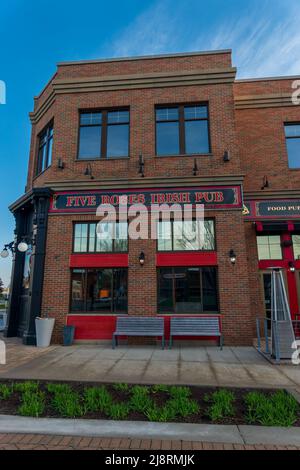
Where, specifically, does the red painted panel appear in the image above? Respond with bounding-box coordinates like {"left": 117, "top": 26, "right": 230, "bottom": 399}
{"left": 70, "top": 253, "right": 128, "bottom": 268}
{"left": 258, "top": 260, "right": 286, "bottom": 270}
{"left": 156, "top": 252, "right": 217, "bottom": 267}
{"left": 67, "top": 314, "right": 222, "bottom": 341}
{"left": 67, "top": 315, "right": 117, "bottom": 340}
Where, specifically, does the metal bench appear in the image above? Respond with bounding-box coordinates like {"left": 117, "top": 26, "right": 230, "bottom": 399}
{"left": 112, "top": 316, "right": 165, "bottom": 349}
{"left": 169, "top": 317, "right": 223, "bottom": 349}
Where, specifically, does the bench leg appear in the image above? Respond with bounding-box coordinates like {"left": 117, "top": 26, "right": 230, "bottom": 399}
{"left": 161, "top": 336, "right": 165, "bottom": 350}
{"left": 112, "top": 334, "right": 117, "bottom": 349}
{"left": 220, "top": 335, "right": 224, "bottom": 351}
{"left": 169, "top": 336, "right": 173, "bottom": 349}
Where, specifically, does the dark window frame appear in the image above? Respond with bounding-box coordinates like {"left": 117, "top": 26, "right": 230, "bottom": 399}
{"left": 77, "top": 107, "right": 130, "bottom": 160}
{"left": 155, "top": 103, "right": 211, "bottom": 156}
{"left": 284, "top": 122, "right": 300, "bottom": 169}
{"left": 156, "top": 218, "right": 216, "bottom": 252}
{"left": 157, "top": 266, "right": 219, "bottom": 314}
{"left": 36, "top": 121, "right": 53, "bottom": 175}
{"left": 69, "top": 267, "right": 128, "bottom": 314}
{"left": 72, "top": 221, "right": 129, "bottom": 254}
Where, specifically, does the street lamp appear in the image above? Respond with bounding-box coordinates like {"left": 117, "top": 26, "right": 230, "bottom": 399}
{"left": 0, "top": 242, "right": 15, "bottom": 258}
{"left": 1, "top": 238, "right": 32, "bottom": 258}
{"left": 17, "top": 241, "right": 29, "bottom": 252}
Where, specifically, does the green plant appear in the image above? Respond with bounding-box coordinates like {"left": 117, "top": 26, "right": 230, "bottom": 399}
{"left": 113, "top": 383, "right": 130, "bottom": 393}
{"left": 84, "top": 386, "right": 113, "bottom": 413}
{"left": 144, "top": 403, "right": 177, "bottom": 422}
{"left": 129, "top": 386, "right": 153, "bottom": 413}
{"left": 0, "top": 384, "right": 13, "bottom": 400}
{"left": 152, "top": 384, "right": 171, "bottom": 394}
{"left": 18, "top": 391, "right": 45, "bottom": 417}
{"left": 49, "top": 384, "right": 85, "bottom": 418}
{"left": 168, "top": 397, "right": 200, "bottom": 418}
{"left": 47, "top": 383, "right": 72, "bottom": 394}
{"left": 245, "top": 390, "right": 299, "bottom": 427}
{"left": 169, "top": 386, "right": 191, "bottom": 400}
{"left": 14, "top": 381, "right": 39, "bottom": 393}
{"left": 207, "top": 389, "right": 235, "bottom": 422}
{"left": 107, "top": 402, "right": 130, "bottom": 420}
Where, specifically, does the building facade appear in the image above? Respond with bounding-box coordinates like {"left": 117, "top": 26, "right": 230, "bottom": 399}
{"left": 4, "top": 50, "right": 300, "bottom": 346}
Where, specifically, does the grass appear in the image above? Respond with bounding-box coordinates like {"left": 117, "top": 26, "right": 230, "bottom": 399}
{"left": 0, "top": 381, "right": 299, "bottom": 426}
{"left": 18, "top": 390, "right": 45, "bottom": 417}
{"left": 245, "top": 390, "right": 299, "bottom": 427}
{"left": 47, "top": 383, "right": 85, "bottom": 418}
{"left": 0, "top": 384, "right": 13, "bottom": 400}
{"left": 205, "top": 389, "right": 236, "bottom": 422}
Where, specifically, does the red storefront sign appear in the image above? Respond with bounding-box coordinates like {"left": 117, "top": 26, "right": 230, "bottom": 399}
{"left": 49, "top": 185, "right": 243, "bottom": 213}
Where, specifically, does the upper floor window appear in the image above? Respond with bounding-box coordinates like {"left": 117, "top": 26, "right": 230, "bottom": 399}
{"left": 285, "top": 123, "right": 300, "bottom": 168}
{"left": 157, "top": 219, "right": 215, "bottom": 251}
{"left": 257, "top": 235, "right": 282, "bottom": 260}
{"left": 78, "top": 109, "right": 129, "bottom": 159}
{"left": 36, "top": 122, "right": 53, "bottom": 175}
{"left": 73, "top": 222, "right": 128, "bottom": 253}
{"left": 292, "top": 235, "right": 300, "bottom": 260}
{"left": 156, "top": 104, "right": 210, "bottom": 156}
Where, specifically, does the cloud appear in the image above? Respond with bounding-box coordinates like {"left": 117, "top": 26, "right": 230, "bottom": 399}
{"left": 103, "top": 0, "right": 300, "bottom": 78}
{"left": 109, "top": 0, "right": 179, "bottom": 57}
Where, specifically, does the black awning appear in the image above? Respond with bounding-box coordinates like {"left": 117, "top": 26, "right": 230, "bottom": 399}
{"left": 255, "top": 221, "right": 296, "bottom": 233}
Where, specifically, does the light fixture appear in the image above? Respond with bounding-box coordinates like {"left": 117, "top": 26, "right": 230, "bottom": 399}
{"left": 138, "top": 154, "right": 145, "bottom": 177}
{"left": 57, "top": 158, "right": 65, "bottom": 170}
{"left": 223, "top": 150, "right": 230, "bottom": 162}
{"left": 289, "top": 262, "right": 296, "bottom": 273}
{"left": 0, "top": 242, "right": 15, "bottom": 258}
{"left": 84, "top": 163, "right": 94, "bottom": 179}
{"left": 229, "top": 249, "right": 236, "bottom": 265}
{"left": 261, "top": 175, "right": 269, "bottom": 190}
{"left": 193, "top": 158, "right": 198, "bottom": 176}
{"left": 0, "top": 249, "right": 9, "bottom": 259}
{"left": 139, "top": 251, "right": 145, "bottom": 266}
{"left": 17, "top": 241, "right": 29, "bottom": 253}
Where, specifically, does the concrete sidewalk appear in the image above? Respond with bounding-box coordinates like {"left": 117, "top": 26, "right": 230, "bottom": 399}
{"left": 1, "top": 415, "right": 300, "bottom": 446}
{"left": 0, "top": 336, "right": 299, "bottom": 390}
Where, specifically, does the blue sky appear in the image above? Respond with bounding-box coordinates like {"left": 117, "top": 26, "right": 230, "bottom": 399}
{"left": 0, "top": 0, "right": 299, "bottom": 285}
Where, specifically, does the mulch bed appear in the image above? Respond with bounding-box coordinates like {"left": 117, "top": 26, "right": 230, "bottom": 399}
{"left": 0, "top": 379, "right": 299, "bottom": 426}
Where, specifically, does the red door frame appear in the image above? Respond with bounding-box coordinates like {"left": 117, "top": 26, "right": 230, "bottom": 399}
{"left": 258, "top": 232, "right": 299, "bottom": 319}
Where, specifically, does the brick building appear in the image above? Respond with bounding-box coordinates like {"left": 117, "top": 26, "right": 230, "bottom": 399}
{"left": 3, "top": 49, "right": 300, "bottom": 346}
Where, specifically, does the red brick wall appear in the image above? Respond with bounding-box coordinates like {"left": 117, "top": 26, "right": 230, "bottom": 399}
{"left": 234, "top": 79, "right": 300, "bottom": 192}
{"left": 42, "top": 210, "right": 253, "bottom": 345}
{"left": 28, "top": 51, "right": 291, "bottom": 346}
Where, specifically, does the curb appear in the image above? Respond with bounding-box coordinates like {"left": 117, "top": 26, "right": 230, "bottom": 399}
{"left": 0, "top": 415, "right": 300, "bottom": 445}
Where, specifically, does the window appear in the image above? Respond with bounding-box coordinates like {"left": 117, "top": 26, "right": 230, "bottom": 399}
{"left": 158, "top": 267, "right": 218, "bottom": 313}
{"left": 78, "top": 109, "right": 129, "bottom": 159}
{"left": 257, "top": 235, "right": 282, "bottom": 260}
{"left": 156, "top": 104, "right": 210, "bottom": 156}
{"left": 293, "top": 235, "right": 300, "bottom": 260}
{"left": 157, "top": 219, "right": 215, "bottom": 251}
{"left": 36, "top": 123, "right": 53, "bottom": 174}
{"left": 73, "top": 222, "right": 128, "bottom": 253}
{"left": 285, "top": 124, "right": 300, "bottom": 168}
{"left": 70, "top": 268, "right": 127, "bottom": 313}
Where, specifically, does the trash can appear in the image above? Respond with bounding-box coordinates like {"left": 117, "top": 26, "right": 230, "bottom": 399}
{"left": 35, "top": 317, "right": 55, "bottom": 348}
{"left": 63, "top": 325, "right": 75, "bottom": 346}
